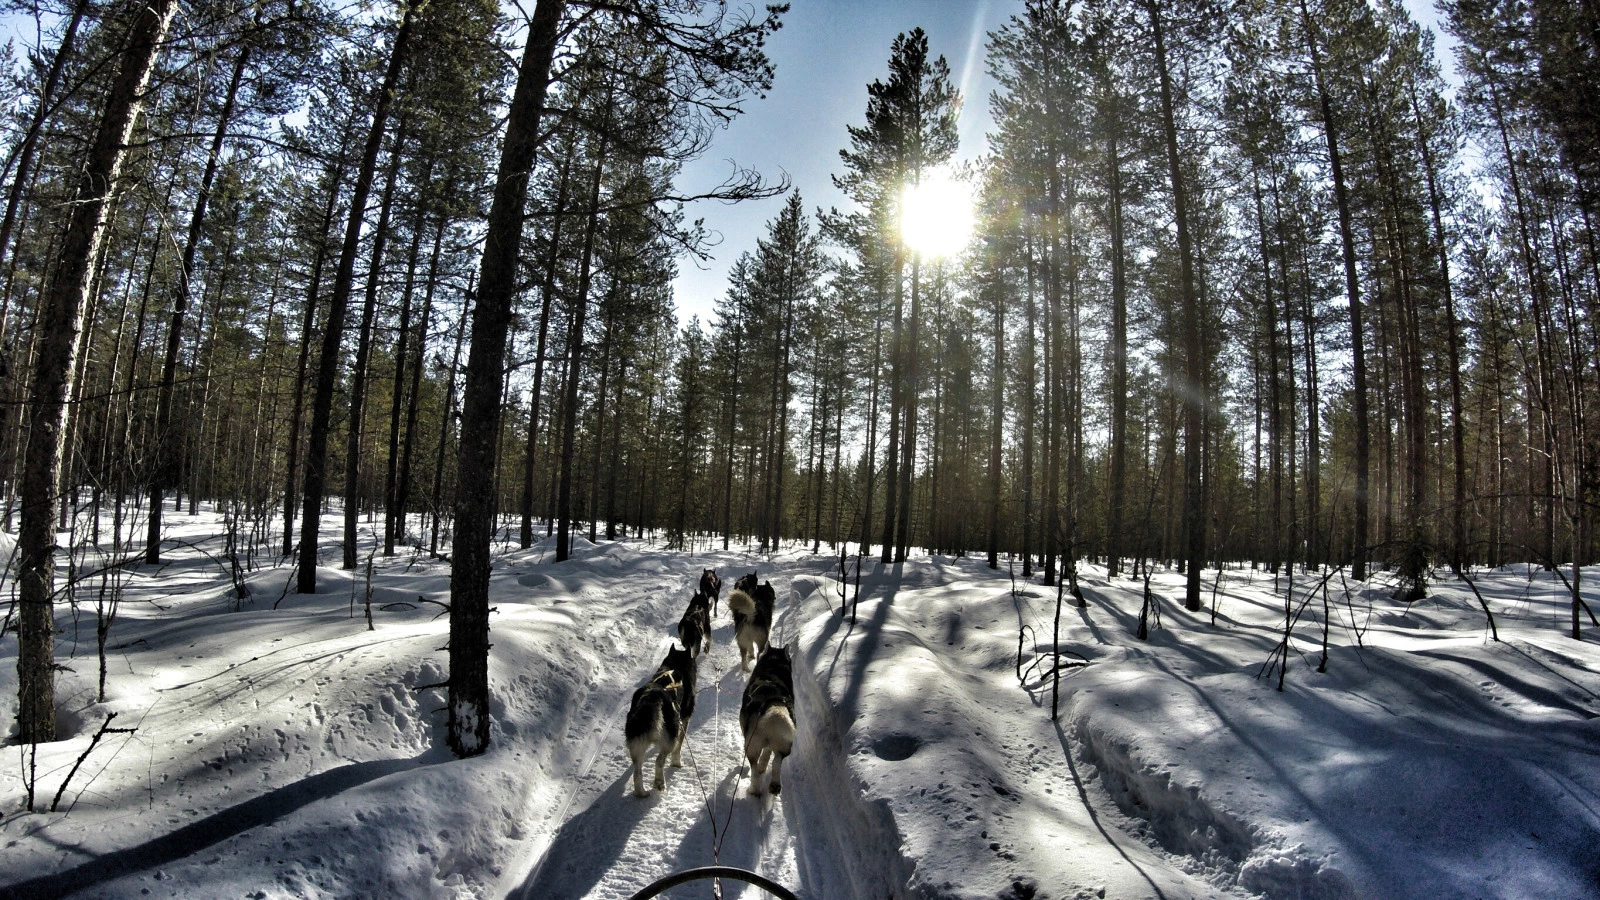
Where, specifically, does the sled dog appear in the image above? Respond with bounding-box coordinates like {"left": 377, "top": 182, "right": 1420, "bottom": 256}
{"left": 624, "top": 645, "right": 698, "bottom": 796}
{"left": 678, "top": 591, "right": 712, "bottom": 657}
{"left": 728, "top": 577, "right": 775, "bottom": 672}
{"left": 699, "top": 568, "right": 722, "bottom": 616}
{"left": 726, "top": 571, "right": 757, "bottom": 627}
{"left": 741, "top": 644, "right": 796, "bottom": 796}
{"left": 733, "top": 570, "right": 759, "bottom": 598}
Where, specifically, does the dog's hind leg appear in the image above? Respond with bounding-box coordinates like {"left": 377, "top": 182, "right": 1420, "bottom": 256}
{"left": 744, "top": 739, "right": 761, "bottom": 788}
{"left": 670, "top": 727, "right": 685, "bottom": 768}
{"left": 768, "top": 752, "right": 787, "bottom": 795}
{"left": 653, "top": 743, "right": 667, "bottom": 790}
{"left": 628, "top": 743, "right": 648, "bottom": 797}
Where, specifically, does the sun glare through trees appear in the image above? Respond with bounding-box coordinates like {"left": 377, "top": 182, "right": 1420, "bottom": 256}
{"left": 899, "top": 168, "right": 976, "bottom": 258}
{"left": 2, "top": 0, "right": 1599, "bottom": 895}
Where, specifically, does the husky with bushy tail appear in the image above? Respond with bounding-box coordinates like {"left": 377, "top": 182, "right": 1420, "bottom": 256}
{"left": 624, "top": 645, "right": 697, "bottom": 796}
{"left": 728, "top": 574, "right": 775, "bottom": 672}
{"left": 741, "top": 644, "right": 796, "bottom": 795}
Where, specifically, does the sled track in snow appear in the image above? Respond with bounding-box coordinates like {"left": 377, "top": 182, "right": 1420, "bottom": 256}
{"left": 505, "top": 563, "right": 804, "bottom": 899}
{"left": 499, "top": 560, "right": 917, "bottom": 900}
{"left": 514, "top": 630, "right": 674, "bottom": 894}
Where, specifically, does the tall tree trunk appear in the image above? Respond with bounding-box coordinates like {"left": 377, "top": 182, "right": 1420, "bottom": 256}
{"left": 298, "top": 3, "right": 416, "bottom": 594}
{"left": 17, "top": 0, "right": 177, "bottom": 745}
{"left": 587, "top": 299, "right": 617, "bottom": 543}
{"left": 1299, "top": 0, "right": 1369, "bottom": 580}
{"left": 344, "top": 120, "right": 409, "bottom": 569}
{"left": 986, "top": 269, "right": 1003, "bottom": 569}
{"left": 431, "top": 279, "right": 470, "bottom": 554}
{"left": 604, "top": 364, "right": 626, "bottom": 540}
{"left": 1147, "top": 0, "right": 1207, "bottom": 610}
{"left": 1107, "top": 138, "right": 1129, "bottom": 579}
{"left": 895, "top": 254, "right": 921, "bottom": 561}
{"left": 449, "top": 0, "right": 567, "bottom": 757}
{"left": 147, "top": 42, "right": 251, "bottom": 563}
{"left": 555, "top": 125, "right": 609, "bottom": 565}
{"left": 722, "top": 325, "right": 742, "bottom": 550}
{"left": 1411, "top": 87, "right": 1467, "bottom": 575}
{"left": 880, "top": 248, "right": 905, "bottom": 563}
{"left": 858, "top": 274, "right": 883, "bottom": 558}
{"left": 1253, "top": 171, "right": 1284, "bottom": 575}
{"left": 1021, "top": 236, "right": 1036, "bottom": 576}
{"left": 1482, "top": 55, "right": 1557, "bottom": 571}
{"left": 396, "top": 215, "right": 445, "bottom": 548}
{"left": 385, "top": 181, "right": 430, "bottom": 557}
{"left": 519, "top": 137, "right": 574, "bottom": 549}
{"left": 283, "top": 151, "right": 350, "bottom": 556}
{"left": 774, "top": 280, "right": 797, "bottom": 551}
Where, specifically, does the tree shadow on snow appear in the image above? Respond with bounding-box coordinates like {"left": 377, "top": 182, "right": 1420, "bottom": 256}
{"left": 667, "top": 769, "right": 767, "bottom": 884}
{"left": 0, "top": 752, "right": 438, "bottom": 900}
{"left": 509, "top": 770, "right": 659, "bottom": 900}
{"left": 809, "top": 561, "right": 900, "bottom": 727}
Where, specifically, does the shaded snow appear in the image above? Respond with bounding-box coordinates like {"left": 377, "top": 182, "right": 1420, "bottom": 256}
{"left": 2, "top": 510, "right": 1597, "bottom": 898}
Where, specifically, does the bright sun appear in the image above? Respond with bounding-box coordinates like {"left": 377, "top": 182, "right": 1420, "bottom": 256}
{"left": 899, "top": 169, "right": 975, "bottom": 259}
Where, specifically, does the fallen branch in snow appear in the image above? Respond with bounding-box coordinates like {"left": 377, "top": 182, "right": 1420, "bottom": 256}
{"left": 1457, "top": 569, "right": 1500, "bottom": 642}
{"left": 50, "top": 713, "right": 136, "bottom": 812}
{"left": 1016, "top": 624, "right": 1033, "bottom": 685}
{"left": 412, "top": 596, "right": 452, "bottom": 620}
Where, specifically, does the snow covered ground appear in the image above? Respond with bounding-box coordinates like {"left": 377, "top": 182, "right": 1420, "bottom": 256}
{"left": 2, "top": 508, "right": 1598, "bottom": 898}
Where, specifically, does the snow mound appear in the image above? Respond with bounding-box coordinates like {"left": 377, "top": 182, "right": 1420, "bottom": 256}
{"left": 793, "top": 563, "right": 1223, "bottom": 899}
{"left": 1238, "top": 845, "right": 1356, "bottom": 900}
{"left": 1071, "top": 704, "right": 1354, "bottom": 898}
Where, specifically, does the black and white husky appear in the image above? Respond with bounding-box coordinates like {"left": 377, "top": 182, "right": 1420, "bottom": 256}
{"left": 741, "top": 644, "right": 796, "bottom": 796}
{"left": 624, "top": 644, "right": 698, "bottom": 797}
{"left": 678, "top": 591, "right": 712, "bottom": 657}
{"left": 728, "top": 576, "right": 775, "bottom": 672}
{"left": 699, "top": 568, "right": 721, "bottom": 617}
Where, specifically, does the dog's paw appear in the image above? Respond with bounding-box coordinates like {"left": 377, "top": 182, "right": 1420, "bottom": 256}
{"left": 769, "top": 782, "right": 782, "bottom": 795}
{"left": 747, "top": 784, "right": 763, "bottom": 796}
{"left": 653, "top": 778, "right": 665, "bottom": 790}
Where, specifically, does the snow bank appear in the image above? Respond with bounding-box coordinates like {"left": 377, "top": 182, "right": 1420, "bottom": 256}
{"left": 4, "top": 515, "right": 1597, "bottom": 899}
{"left": 791, "top": 557, "right": 1600, "bottom": 900}
{"left": 792, "top": 563, "right": 1225, "bottom": 899}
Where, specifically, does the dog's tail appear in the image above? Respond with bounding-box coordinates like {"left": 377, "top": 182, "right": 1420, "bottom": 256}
{"left": 727, "top": 588, "right": 755, "bottom": 616}
{"left": 748, "top": 705, "right": 795, "bottom": 757}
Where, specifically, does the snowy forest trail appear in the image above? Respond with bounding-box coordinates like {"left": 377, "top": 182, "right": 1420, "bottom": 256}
{"left": 6, "top": 515, "right": 1598, "bottom": 900}
{"left": 502, "top": 551, "right": 841, "bottom": 900}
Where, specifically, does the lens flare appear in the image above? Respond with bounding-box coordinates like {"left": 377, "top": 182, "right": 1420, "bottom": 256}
{"left": 899, "top": 169, "right": 975, "bottom": 259}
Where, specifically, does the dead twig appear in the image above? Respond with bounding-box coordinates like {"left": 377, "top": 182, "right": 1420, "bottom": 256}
{"left": 51, "top": 713, "right": 137, "bottom": 812}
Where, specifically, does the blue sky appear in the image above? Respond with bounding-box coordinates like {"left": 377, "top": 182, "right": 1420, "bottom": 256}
{"left": 667, "top": 0, "right": 1013, "bottom": 326}
{"left": 2, "top": 0, "right": 1456, "bottom": 328}
{"left": 665, "top": 0, "right": 1456, "bottom": 327}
